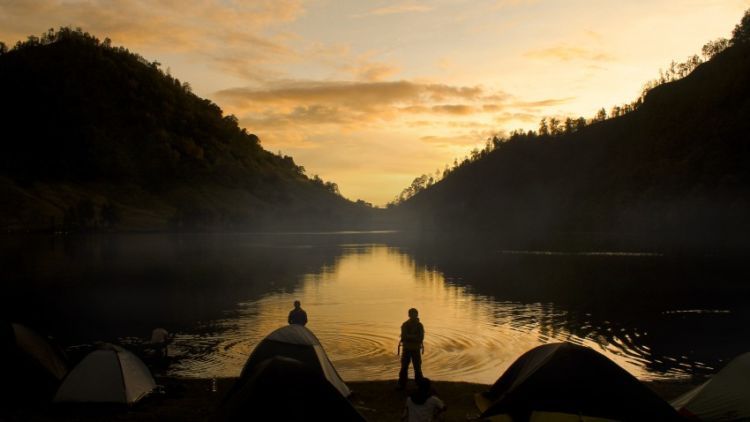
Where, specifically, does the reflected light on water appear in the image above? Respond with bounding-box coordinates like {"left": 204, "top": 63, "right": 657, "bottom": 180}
{"left": 169, "top": 245, "right": 695, "bottom": 384}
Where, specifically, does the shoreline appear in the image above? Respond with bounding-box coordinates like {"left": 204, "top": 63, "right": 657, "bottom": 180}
{"left": 14, "top": 377, "right": 698, "bottom": 422}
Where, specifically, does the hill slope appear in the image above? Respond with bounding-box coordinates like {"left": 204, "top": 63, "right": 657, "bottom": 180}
{"left": 0, "top": 29, "right": 373, "bottom": 231}
{"left": 396, "top": 37, "right": 750, "bottom": 250}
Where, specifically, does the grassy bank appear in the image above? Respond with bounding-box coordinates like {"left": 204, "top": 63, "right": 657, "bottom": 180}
{"left": 8, "top": 377, "right": 698, "bottom": 421}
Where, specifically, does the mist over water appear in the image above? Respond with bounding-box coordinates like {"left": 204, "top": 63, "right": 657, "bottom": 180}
{"left": 3, "top": 232, "right": 748, "bottom": 384}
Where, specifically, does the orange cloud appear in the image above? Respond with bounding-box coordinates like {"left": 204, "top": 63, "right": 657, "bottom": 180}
{"left": 345, "top": 61, "right": 401, "bottom": 82}
{"left": 431, "top": 104, "right": 476, "bottom": 115}
{"left": 492, "top": 0, "right": 540, "bottom": 10}
{"left": 525, "top": 44, "right": 614, "bottom": 62}
{"left": 216, "top": 80, "right": 491, "bottom": 112}
{"left": 511, "top": 97, "right": 575, "bottom": 110}
{"left": 493, "top": 112, "right": 539, "bottom": 124}
{"left": 216, "top": 80, "right": 513, "bottom": 143}
{"left": 420, "top": 135, "right": 472, "bottom": 146}
{"left": 354, "top": 3, "right": 433, "bottom": 18}
{"left": 0, "top": 0, "right": 304, "bottom": 83}
{"left": 420, "top": 129, "right": 497, "bottom": 147}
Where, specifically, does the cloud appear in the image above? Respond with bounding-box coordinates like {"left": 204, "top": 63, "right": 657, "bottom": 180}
{"left": 445, "top": 121, "right": 492, "bottom": 129}
{"left": 493, "top": 112, "right": 539, "bottom": 124}
{"left": 420, "top": 129, "right": 496, "bottom": 147}
{"left": 216, "top": 80, "right": 490, "bottom": 112}
{"left": 353, "top": 3, "right": 433, "bottom": 18}
{"left": 241, "top": 105, "right": 355, "bottom": 129}
{"left": 344, "top": 61, "right": 401, "bottom": 82}
{"left": 407, "top": 120, "right": 437, "bottom": 127}
{"left": 420, "top": 135, "right": 475, "bottom": 146}
{"left": 511, "top": 97, "right": 575, "bottom": 110}
{"left": 216, "top": 79, "right": 519, "bottom": 148}
{"left": 524, "top": 44, "right": 614, "bottom": 62}
{"left": 0, "top": 0, "right": 305, "bottom": 82}
{"left": 401, "top": 104, "right": 476, "bottom": 115}
{"left": 0, "top": 0, "right": 303, "bottom": 47}
{"left": 431, "top": 105, "right": 477, "bottom": 115}
{"left": 492, "top": 0, "right": 540, "bottom": 10}
{"left": 219, "top": 80, "right": 508, "bottom": 141}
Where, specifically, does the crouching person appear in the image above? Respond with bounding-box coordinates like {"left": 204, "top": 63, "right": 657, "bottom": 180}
{"left": 402, "top": 378, "right": 446, "bottom": 422}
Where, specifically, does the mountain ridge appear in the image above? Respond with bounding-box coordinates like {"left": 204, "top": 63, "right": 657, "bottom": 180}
{"left": 394, "top": 33, "right": 750, "bottom": 251}
{"left": 0, "top": 28, "right": 376, "bottom": 232}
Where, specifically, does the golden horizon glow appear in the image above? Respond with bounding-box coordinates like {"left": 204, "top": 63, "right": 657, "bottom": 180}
{"left": 1, "top": 0, "right": 748, "bottom": 205}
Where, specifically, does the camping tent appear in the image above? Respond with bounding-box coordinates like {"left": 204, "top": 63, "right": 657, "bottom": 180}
{"left": 1, "top": 322, "right": 68, "bottom": 407}
{"left": 221, "top": 356, "right": 365, "bottom": 421}
{"left": 54, "top": 343, "right": 155, "bottom": 404}
{"left": 671, "top": 352, "right": 750, "bottom": 421}
{"left": 240, "top": 324, "right": 351, "bottom": 398}
{"left": 475, "top": 342, "right": 681, "bottom": 421}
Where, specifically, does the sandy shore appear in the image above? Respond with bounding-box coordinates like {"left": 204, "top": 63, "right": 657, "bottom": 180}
{"left": 9, "top": 378, "right": 697, "bottom": 421}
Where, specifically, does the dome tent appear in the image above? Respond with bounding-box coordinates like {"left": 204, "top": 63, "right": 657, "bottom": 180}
{"left": 54, "top": 343, "right": 155, "bottom": 404}
{"left": 239, "top": 324, "right": 351, "bottom": 398}
{"left": 1, "top": 322, "right": 68, "bottom": 407}
{"left": 671, "top": 351, "right": 750, "bottom": 421}
{"left": 475, "top": 342, "right": 681, "bottom": 421}
{"left": 220, "top": 356, "right": 365, "bottom": 421}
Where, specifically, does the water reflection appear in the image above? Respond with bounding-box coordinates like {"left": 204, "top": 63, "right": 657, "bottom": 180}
{"left": 3, "top": 234, "right": 748, "bottom": 384}
{"left": 169, "top": 243, "right": 733, "bottom": 383}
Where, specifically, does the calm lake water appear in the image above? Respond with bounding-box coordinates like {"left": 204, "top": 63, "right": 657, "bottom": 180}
{"left": 3, "top": 232, "right": 749, "bottom": 384}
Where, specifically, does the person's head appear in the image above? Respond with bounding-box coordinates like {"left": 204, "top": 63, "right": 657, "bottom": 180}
{"left": 411, "top": 377, "right": 434, "bottom": 404}
{"left": 416, "top": 377, "right": 432, "bottom": 393}
{"left": 408, "top": 308, "right": 418, "bottom": 318}
{"left": 294, "top": 300, "right": 301, "bottom": 309}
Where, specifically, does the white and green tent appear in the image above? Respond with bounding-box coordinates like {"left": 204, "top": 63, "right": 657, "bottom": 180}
{"left": 672, "top": 352, "right": 750, "bottom": 421}
{"left": 240, "top": 324, "right": 351, "bottom": 398}
{"left": 54, "top": 343, "right": 156, "bottom": 404}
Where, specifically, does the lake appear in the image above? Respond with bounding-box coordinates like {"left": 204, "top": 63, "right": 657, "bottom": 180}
{"left": 3, "top": 232, "right": 749, "bottom": 385}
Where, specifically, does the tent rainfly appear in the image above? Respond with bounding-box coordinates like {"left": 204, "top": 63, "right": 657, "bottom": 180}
{"left": 1, "top": 322, "right": 69, "bottom": 407}
{"left": 475, "top": 342, "right": 682, "bottom": 421}
{"left": 240, "top": 324, "right": 351, "bottom": 398}
{"left": 671, "top": 352, "right": 750, "bottom": 421}
{"left": 54, "top": 343, "right": 156, "bottom": 404}
{"left": 221, "top": 356, "right": 365, "bottom": 421}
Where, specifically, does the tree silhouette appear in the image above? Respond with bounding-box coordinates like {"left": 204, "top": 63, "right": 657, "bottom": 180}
{"left": 538, "top": 118, "right": 549, "bottom": 136}
{"left": 389, "top": 7, "right": 750, "bottom": 250}
{"left": 548, "top": 117, "right": 561, "bottom": 136}
{"left": 733, "top": 8, "right": 750, "bottom": 43}
{"left": 0, "top": 27, "right": 370, "bottom": 232}
{"left": 702, "top": 38, "right": 730, "bottom": 59}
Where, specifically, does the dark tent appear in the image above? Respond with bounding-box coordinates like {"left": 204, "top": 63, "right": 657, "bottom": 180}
{"left": 0, "top": 322, "right": 68, "bottom": 409}
{"left": 475, "top": 342, "right": 681, "bottom": 421}
{"left": 219, "top": 356, "right": 365, "bottom": 421}
{"left": 240, "top": 325, "right": 350, "bottom": 397}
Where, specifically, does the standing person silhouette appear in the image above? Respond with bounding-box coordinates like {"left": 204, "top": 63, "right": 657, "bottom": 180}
{"left": 288, "top": 300, "right": 308, "bottom": 326}
{"left": 398, "top": 307, "right": 425, "bottom": 389}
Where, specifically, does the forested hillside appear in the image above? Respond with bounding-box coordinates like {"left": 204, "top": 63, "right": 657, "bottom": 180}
{"left": 394, "top": 11, "right": 750, "bottom": 251}
{"left": 0, "top": 28, "right": 374, "bottom": 231}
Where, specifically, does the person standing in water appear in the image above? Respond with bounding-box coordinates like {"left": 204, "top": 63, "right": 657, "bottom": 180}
{"left": 288, "top": 300, "right": 308, "bottom": 326}
{"left": 398, "top": 307, "right": 425, "bottom": 389}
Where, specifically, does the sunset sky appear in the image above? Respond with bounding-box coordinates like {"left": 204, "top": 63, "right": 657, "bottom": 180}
{"left": 1, "top": 0, "right": 748, "bottom": 205}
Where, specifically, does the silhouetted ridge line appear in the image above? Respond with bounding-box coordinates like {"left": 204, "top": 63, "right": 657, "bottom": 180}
{"left": 391, "top": 9, "right": 750, "bottom": 251}
{"left": 0, "top": 27, "right": 378, "bottom": 232}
